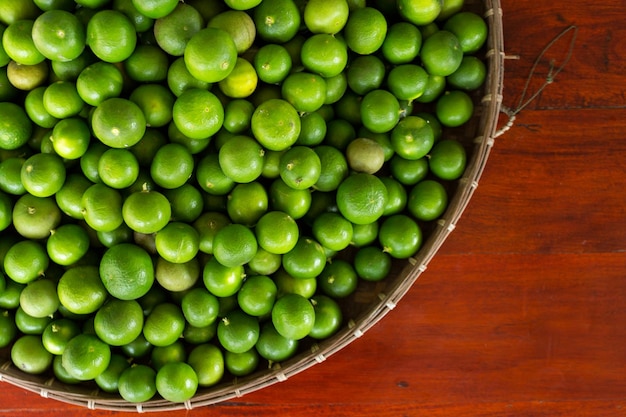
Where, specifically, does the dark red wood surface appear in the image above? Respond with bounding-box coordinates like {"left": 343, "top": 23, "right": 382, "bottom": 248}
{"left": 2, "top": 0, "right": 626, "bottom": 416}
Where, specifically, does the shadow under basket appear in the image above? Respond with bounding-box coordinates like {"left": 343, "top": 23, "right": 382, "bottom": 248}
{"left": 0, "top": 0, "right": 505, "bottom": 412}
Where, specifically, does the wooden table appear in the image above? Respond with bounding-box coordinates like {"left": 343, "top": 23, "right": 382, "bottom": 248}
{"left": 2, "top": 0, "right": 625, "bottom": 415}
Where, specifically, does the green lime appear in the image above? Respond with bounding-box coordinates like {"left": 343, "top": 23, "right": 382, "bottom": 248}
{"left": 318, "top": 259, "right": 358, "bottom": 298}
{"left": 336, "top": 173, "right": 388, "bottom": 225}
{"left": 255, "top": 321, "right": 298, "bottom": 362}
{"left": 47, "top": 223, "right": 90, "bottom": 266}
{"left": 3, "top": 240, "right": 49, "bottom": 284}
{"left": 57, "top": 265, "right": 108, "bottom": 315}
{"left": 19, "top": 278, "right": 59, "bottom": 319}
{"left": 62, "top": 333, "right": 111, "bottom": 381}
{"left": 428, "top": 138, "right": 467, "bottom": 180}
{"left": 253, "top": 43, "right": 292, "bottom": 84}
{"left": 12, "top": 194, "right": 61, "bottom": 240}
{"left": 354, "top": 245, "right": 392, "bottom": 281}
{"left": 50, "top": 117, "right": 91, "bottom": 160}
{"left": 212, "top": 223, "right": 258, "bottom": 268}
{"left": 203, "top": 256, "right": 245, "bottom": 297}
{"left": 143, "top": 303, "right": 186, "bottom": 347}
{"left": 251, "top": 99, "right": 301, "bottom": 151}
{"left": 118, "top": 364, "right": 157, "bottom": 403}
{"left": 360, "top": 89, "right": 400, "bottom": 134}
{"left": 309, "top": 294, "right": 342, "bottom": 339}
{"left": 301, "top": 33, "right": 349, "bottom": 79}
{"left": 443, "top": 11, "right": 488, "bottom": 54}
{"left": 255, "top": 211, "right": 299, "bottom": 255}
{"left": 379, "top": 214, "right": 422, "bottom": 259}
{"left": 269, "top": 178, "right": 312, "bottom": 219}
{"left": 435, "top": 90, "right": 474, "bottom": 127}
{"left": 408, "top": 179, "right": 448, "bottom": 221}
{"left": 184, "top": 27, "right": 237, "bottom": 83}
{"left": 91, "top": 97, "right": 147, "bottom": 148}
{"left": 122, "top": 189, "right": 171, "bottom": 234}
{"left": 271, "top": 293, "right": 315, "bottom": 340}
{"left": 11, "top": 334, "right": 53, "bottom": 375}
{"left": 447, "top": 56, "right": 487, "bottom": 91}
{"left": 32, "top": 9, "right": 85, "bottom": 62}
{"left": 219, "top": 135, "right": 265, "bottom": 183}
{"left": 281, "top": 71, "right": 327, "bottom": 113}
{"left": 312, "top": 212, "right": 353, "bottom": 251}
{"left": 225, "top": 348, "right": 259, "bottom": 377}
{"left": 94, "top": 298, "right": 145, "bottom": 346}
{"left": 382, "top": 21, "right": 421, "bottom": 64}
{"left": 181, "top": 288, "right": 220, "bottom": 328}
{"left": 217, "top": 309, "right": 260, "bottom": 354}
{"left": 253, "top": 0, "right": 301, "bottom": 43}
{"left": 99, "top": 243, "right": 155, "bottom": 300}
{"left": 237, "top": 275, "right": 277, "bottom": 317}
{"left": 150, "top": 142, "right": 195, "bottom": 189}
{"left": 420, "top": 30, "right": 463, "bottom": 76}
{"left": 391, "top": 115, "right": 435, "bottom": 160}
{"left": 154, "top": 2, "right": 203, "bottom": 56}
{"left": 187, "top": 343, "right": 224, "bottom": 387}
{"left": 81, "top": 183, "right": 124, "bottom": 233}
{"left": 20, "top": 152, "right": 66, "bottom": 198}
{"left": 282, "top": 237, "right": 326, "bottom": 280}
{"left": 173, "top": 88, "right": 224, "bottom": 140}
{"left": 156, "top": 361, "right": 198, "bottom": 403}
{"left": 279, "top": 146, "right": 322, "bottom": 190}
{"left": 98, "top": 148, "right": 140, "bottom": 189}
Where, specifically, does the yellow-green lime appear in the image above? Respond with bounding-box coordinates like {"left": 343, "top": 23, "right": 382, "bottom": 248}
{"left": 218, "top": 57, "right": 258, "bottom": 99}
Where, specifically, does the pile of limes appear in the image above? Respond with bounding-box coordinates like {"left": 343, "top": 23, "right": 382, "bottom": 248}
{"left": 0, "top": 0, "right": 489, "bottom": 405}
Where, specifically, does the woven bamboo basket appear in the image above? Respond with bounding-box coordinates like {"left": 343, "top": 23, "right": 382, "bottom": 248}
{"left": 0, "top": 0, "right": 504, "bottom": 411}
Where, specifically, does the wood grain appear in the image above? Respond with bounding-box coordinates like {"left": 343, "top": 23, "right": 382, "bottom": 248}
{"left": 2, "top": 0, "right": 626, "bottom": 416}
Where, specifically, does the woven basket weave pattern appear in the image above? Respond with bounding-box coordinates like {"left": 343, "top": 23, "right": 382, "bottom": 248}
{"left": 0, "top": 0, "right": 504, "bottom": 411}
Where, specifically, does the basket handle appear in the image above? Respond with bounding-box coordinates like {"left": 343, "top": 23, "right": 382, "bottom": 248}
{"left": 496, "top": 25, "right": 579, "bottom": 138}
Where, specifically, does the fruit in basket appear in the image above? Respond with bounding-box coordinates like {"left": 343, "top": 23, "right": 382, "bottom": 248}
{"left": 0, "top": 0, "right": 492, "bottom": 403}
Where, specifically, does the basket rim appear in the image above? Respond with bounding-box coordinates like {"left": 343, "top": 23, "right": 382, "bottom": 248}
{"left": 0, "top": 0, "right": 506, "bottom": 412}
